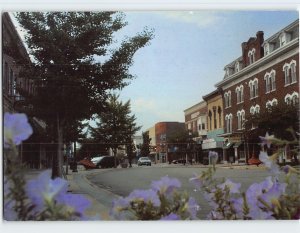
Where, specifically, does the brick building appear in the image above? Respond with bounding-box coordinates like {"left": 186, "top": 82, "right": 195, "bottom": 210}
{"left": 183, "top": 100, "right": 207, "bottom": 143}
{"left": 215, "top": 19, "right": 299, "bottom": 163}
{"left": 2, "top": 13, "right": 49, "bottom": 168}
{"left": 154, "top": 122, "right": 185, "bottom": 163}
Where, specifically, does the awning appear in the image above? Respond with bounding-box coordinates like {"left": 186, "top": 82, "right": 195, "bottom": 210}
{"left": 223, "top": 142, "right": 233, "bottom": 149}
{"left": 233, "top": 141, "right": 243, "bottom": 148}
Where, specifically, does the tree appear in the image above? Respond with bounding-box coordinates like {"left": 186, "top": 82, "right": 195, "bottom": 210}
{"left": 140, "top": 131, "right": 151, "bottom": 158}
{"left": 245, "top": 102, "right": 299, "bottom": 141}
{"left": 244, "top": 102, "right": 299, "bottom": 160}
{"left": 16, "top": 12, "right": 153, "bottom": 177}
{"left": 89, "top": 94, "right": 141, "bottom": 167}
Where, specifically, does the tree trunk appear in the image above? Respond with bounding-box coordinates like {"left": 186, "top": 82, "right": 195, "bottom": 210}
{"left": 52, "top": 115, "right": 63, "bottom": 179}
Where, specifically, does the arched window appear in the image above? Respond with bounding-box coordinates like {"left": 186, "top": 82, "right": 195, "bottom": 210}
{"left": 208, "top": 110, "right": 212, "bottom": 130}
{"left": 283, "top": 63, "right": 291, "bottom": 85}
{"left": 290, "top": 61, "right": 297, "bottom": 83}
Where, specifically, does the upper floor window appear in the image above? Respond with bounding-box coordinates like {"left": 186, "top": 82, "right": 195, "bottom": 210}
{"left": 264, "top": 70, "right": 276, "bottom": 93}
{"left": 235, "top": 62, "right": 240, "bottom": 73}
{"left": 249, "top": 78, "right": 259, "bottom": 99}
{"left": 279, "top": 32, "right": 291, "bottom": 47}
{"left": 217, "top": 106, "right": 222, "bottom": 128}
{"left": 208, "top": 110, "right": 212, "bottom": 130}
{"left": 235, "top": 85, "right": 244, "bottom": 104}
{"left": 248, "top": 48, "right": 256, "bottom": 65}
{"left": 283, "top": 60, "right": 297, "bottom": 86}
{"left": 225, "top": 114, "right": 233, "bottom": 133}
{"left": 224, "top": 91, "right": 231, "bottom": 108}
{"left": 237, "top": 110, "right": 245, "bottom": 130}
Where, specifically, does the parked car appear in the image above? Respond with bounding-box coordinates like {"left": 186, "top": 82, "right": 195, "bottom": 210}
{"left": 91, "top": 156, "right": 105, "bottom": 166}
{"left": 97, "top": 156, "right": 119, "bottom": 168}
{"left": 138, "top": 157, "right": 152, "bottom": 166}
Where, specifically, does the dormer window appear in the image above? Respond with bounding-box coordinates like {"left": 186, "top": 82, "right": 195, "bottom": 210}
{"left": 263, "top": 43, "right": 274, "bottom": 56}
{"left": 248, "top": 48, "right": 256, "bottom": 65}
{"left": 235, "top": 62, "right": 240, "bottom": 72}
{"left": 279, "top": 32, "right": 291, "bottom": 47}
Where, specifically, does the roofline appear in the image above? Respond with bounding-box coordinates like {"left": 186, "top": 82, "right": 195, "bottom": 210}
{"left": 223, "top": 19, "right": 299, "bottom": 68}
{"left": 202, "top": 89, "right": 220, "bottom": 100}
{"left": 183, "top": 100, "right": 206, "bottom": 113}
{"left": 215, "top": 38, "right": 299, "bottom": 88}
{"left": 263, "top": 19, "right": 299, "bottom": 45}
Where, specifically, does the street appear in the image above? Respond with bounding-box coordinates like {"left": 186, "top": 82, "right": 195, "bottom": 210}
{"left": 84, "top": 165, "right": 277, "bottom": 219}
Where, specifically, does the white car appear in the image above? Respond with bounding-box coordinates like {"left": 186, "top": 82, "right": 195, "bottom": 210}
{"left": 138, "top": 157, "right": 152, "bottom": 166}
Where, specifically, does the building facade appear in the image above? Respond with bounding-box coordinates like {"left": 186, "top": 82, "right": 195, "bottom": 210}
{"left": 154, "top": 122, "right": 185, "bottom": 163}
{"left": 215, "top": 20, "right": 299, "bottom": 163}
{"left": 202, "top": 89, "right": 225, "bottom": 161}
{"left": 184, "top": 100, "right": 207, "bottom": 143}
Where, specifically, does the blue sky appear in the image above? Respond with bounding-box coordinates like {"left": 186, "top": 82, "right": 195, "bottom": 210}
{"left": 11, "top": 11, "right": 298, "bottom": 134}
{"left": 112, "top": 11, "right": 298, "bottom": 133}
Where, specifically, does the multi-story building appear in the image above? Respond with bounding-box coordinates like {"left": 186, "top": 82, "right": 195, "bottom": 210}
{"left": 184, "top": 100, "right": 207, "bottom": 143}
{"left": 2, "top": 13, "right": 48, "bottom": 168}
{"left": 215, "top": 20, "right": 299, "bottom": 163}
{"left": 2, "top": 12, "right": 32, "bottom": 113}
{"left": 202, "top": 89, "right": 225, "bottom": 161}
{"left": 154, "top": 122, "right": 185, "bottom": 163}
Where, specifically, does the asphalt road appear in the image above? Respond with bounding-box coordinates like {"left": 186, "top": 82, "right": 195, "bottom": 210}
{"left": 86, "top": 165, "right": 277, "bottom": 219}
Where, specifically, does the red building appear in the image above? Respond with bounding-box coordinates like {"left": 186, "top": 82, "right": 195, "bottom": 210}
{"left": 215, "top": 20, "right": 299, "bottom": 163}
{"left": 155, "top": 122, "right": 185, "bottom": 163}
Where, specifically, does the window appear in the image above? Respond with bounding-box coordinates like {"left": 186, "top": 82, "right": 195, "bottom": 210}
{"left": 291, "top": 61, "right": 297, "bottom": 83}
{"left": 279, "top": 33, "right": 286, "bottom": 46}
{"left": 250, "top": 105, "right": 260, "bottom": 115}
{"left": 202, "top": 123, "right": 205, "bottom": 130}
{"left": 237, "top": 110, "right": 245, "bottom": 130}
{"left": 224, "top": 91, "right": 231, "bottom": 108}
{"left": 235, "top": 62, "right": 240, "bottom": 72}
{"left": 264, "top": 70, "right": 276, "bottom": 93}
{"left": 225, "top": 114, "right": 233, "bottom": 133}
{"left": 248, "top": 48, "right": 256, "bottom": 65}
{"left": 284, "top": 64, "right": 291, "bottom": 85}
{"left": 264, "top": 43, "right": 269, "bottom": 56}
{"left": 266, "top": 98, "right": 278, "bottom": 108}
{"left": 249, "top": 78, "right": 259, "bottom": 99}
{"left": 283, "top": 60, "right": 297, "bottom": 86}
{"left": 286, "top": 92, "right": 299, "bottom": 105}
{"left": 235, "top": 85, "right": 244, "bottom": 104}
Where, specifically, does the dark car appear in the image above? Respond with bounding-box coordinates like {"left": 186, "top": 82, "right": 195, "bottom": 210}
{"left": 97, "top": 156, "right": 119, "bottom": 168}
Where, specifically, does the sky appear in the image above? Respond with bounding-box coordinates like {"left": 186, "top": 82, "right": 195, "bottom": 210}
{"left": 113, "top": 11, "right": 298, "bottom": 133}
{"left": 10, "top": 11, "right": 299, "bottom": 134}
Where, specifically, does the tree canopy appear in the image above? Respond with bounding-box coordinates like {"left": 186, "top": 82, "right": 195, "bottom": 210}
{"left": 16, "top": 12, "right": 153, "bottom": 177}
{"left": 89, "top": 94, "right": 141, "bottom": 167}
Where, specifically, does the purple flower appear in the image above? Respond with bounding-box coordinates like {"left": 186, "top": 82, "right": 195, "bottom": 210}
{"left": 110, "top": 197, "right": 131, "bottom": 220}
{"left": 186, "top": 197, "right": 200, "bottom": 219}
{"left": 4, "top": 113, "right": 33, "bottom": 148}
{"left": 248, "top": 204, "right": 274, "bottom": 220}
{"left": 231, "top": 197, "right": 244, "bottom": 218}
{"left": 246, "top": 176, "right": 273, "bottom": 202}
{"left": 161, "top": 213, "right": 181, "bottom": 220}
{"left": 151, "top": 176, "right": 181, "bottom": 196}
{"left": 259, "top": 151, "right": 280, "bottom": 175}
{"left": 25, "top": 170, "right": 68, "bottom": 211}
{"left": 56, "top": 193, "right": 91, "bottom": 215}
{"left": 259, "top": 132, "right": 274, "bottom": 148}
{"left": 218, "top": 179, "right": 241, "bottom": 194}
{"left": 128, "top": 189, "right": 161, "bottom": 207}
{"left": 259, "top": 182, "right": 287, "bottom": 208}
{"left": 189, "top": 173, "right": 204, "bottom": 190}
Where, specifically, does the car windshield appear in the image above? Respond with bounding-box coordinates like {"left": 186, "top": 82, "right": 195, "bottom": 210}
{"left": 140, "top": 157, "right": 150, "bottom": 160}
